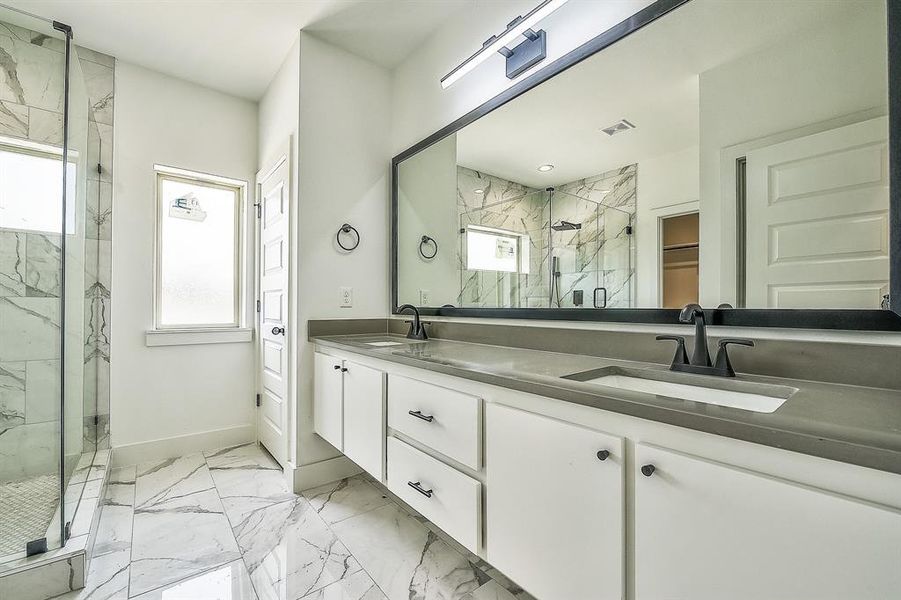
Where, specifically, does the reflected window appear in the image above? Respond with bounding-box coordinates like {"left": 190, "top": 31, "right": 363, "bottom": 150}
{"left": 155, "top": 168, "right": 244, "bottom": 328}
{"left": 0, "top": 140, "right": 75, "bottom": 234}
{"left": 465, "top": 225, "right": 529, "bottom": 273}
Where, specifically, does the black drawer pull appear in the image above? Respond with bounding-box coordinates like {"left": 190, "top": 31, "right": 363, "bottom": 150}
{"left": 333, "top": 365, "right": 341, "bottom": 370}
{"left": 408, "top": 410, "right": 434, "bottom": 422}
{"left": 407, "top": 481, "right": 433, "bottom": 498}
{"left": 596, "top": 450, "right": 610, "bottom": 461}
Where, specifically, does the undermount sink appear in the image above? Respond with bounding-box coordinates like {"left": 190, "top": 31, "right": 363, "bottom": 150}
{"left": 562, "top": 366, "right": 797, "bottom": 414}
{"left": 342, "top": 336, "right": 428, "bottom": 348}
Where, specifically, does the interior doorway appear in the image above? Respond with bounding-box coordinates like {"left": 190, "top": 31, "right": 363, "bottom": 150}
{"left": 660, "top": 212, "right": 699, "bottom": 308}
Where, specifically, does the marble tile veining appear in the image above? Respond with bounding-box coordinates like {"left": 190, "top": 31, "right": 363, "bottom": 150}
{"left": 303, "top": 477, "right": 391, "bottom": 525}
{"left": 332, "top": 503, "right": 487, "bottom": 600}
{"left": 130, "top": 559, "right": 257, "bottom": 600}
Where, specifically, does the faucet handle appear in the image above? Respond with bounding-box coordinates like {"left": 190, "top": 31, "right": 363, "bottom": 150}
{"left": 713, "top": 338, "right": 755, "bottom": 377}
{"left": 656, "top": 335, "right": 689, "bottom": 369}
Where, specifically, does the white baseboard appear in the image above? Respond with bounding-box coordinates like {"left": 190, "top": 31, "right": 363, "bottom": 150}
{"left": 111, "top": 424, "right": 255, "bottom": 468}
{"left": 288, "top": 455, "right": 362, "bottom": 493}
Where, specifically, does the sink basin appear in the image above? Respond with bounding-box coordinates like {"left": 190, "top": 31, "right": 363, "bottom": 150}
{"left": 562, "top": 366, "right": 796, "bottom": 413}
{"left": 337, "top": 335, "right": 428, "bottom": 348}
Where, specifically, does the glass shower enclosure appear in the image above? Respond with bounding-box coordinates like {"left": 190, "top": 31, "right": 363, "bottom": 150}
{"left": 458, "top": 188, "right": 634, "bottom": 309}
{"left": 0, "top": 6, "right": 97, "bottom": 564}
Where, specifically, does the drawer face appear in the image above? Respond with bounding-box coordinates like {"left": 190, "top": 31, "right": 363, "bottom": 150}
{"left": 387, "top": 374, "right": 481, "bottom": 469}
{"left": 386, "top": 437, "right": 481, "bottom": 552}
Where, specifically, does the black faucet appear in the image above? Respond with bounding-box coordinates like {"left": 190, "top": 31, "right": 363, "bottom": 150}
{"left": 397, "top": 304, "right": 428, "bottom": 340}
{"left": 656, "top": 304, "right": 754, "bottom": 377}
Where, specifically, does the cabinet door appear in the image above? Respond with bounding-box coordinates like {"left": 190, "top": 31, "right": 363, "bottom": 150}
{"left": 343, "top": 361, "right": 386, "bottom": 480}
{"left": 313, "top": 352, "right": 343, "bottom": 450}
{"left": 485, "top": 403, "right": 624, "bottom": 600}
{"left": 635, "top": 443, "right": 901, "bottom": 600}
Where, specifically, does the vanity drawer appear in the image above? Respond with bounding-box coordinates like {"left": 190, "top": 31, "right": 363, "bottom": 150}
{"left": 387, "top": 374, "right": 481, "bottom": 469}
{"left": 386, "top": 437, "right": 481, "bottom": 552}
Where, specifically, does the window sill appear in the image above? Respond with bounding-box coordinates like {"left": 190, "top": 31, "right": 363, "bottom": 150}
{"left": 145, "top": 328, "right": 253, "bottom": 347}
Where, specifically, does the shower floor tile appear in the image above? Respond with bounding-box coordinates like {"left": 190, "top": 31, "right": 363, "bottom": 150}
{"left": 0, "top": 473, "right": 59, "bottom": 557}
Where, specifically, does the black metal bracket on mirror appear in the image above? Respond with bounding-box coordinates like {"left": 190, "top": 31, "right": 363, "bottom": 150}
{"left": 390, "top": 0, "right": 901, "bottom": 332}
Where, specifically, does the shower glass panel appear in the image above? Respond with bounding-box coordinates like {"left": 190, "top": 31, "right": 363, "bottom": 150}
{"left": 548, "top": 189, "right": 634, "bottom": 309}
{"left": 0, "top": 8, "right": 92, "bottom": 564}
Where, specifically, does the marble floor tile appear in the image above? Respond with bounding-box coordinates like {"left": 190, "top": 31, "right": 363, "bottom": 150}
{"left": 129, "top": 487, "right": 240, "bottom": 597}
{"left": 203, "top": 442, "right": 278, "bottom": 470}
{"left": 207, "top": 444, "right": 294, "bottom": 509}
{"left": 299, "top": 569, "right": 387, "bottom": 600}
{"left": 92, "top": 504, "right": 133, "bottom": 558}
{"left": 129, "top": 559, "right": 257, "bottom": 600}
{"left": 330, "top": 503, "right": 487, "bottom": 600}
{"left": 134, "top": 453, "right": 214, "bottom": 509}
{"left": 232, "top": 497, "right": 361, "bottom": 600}
{"left": 460, "top": 581, "right": 518, "bottom": 600}
{"left": 53, "top": 549, "right": 129, "bottom": 600}
{"left": 303, "top": 477, "right": 391, "bottom": 525}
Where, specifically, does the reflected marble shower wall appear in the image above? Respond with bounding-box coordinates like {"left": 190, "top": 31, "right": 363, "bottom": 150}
{"left": 0, "top": 20, "right": 114, "bottom": 482}
{"left": 456, "top": 167, "right": 546, "bottom": 308}
{"left": 556, "top": 165, "right": 636, "bottom": 308}
{"left": 455, "top": 165, "right": 636, "bottom": 309}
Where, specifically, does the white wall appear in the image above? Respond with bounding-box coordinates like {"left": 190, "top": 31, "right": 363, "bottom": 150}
{"left": 635, "top": 146, "right": 699, "bottom": 307}
{"left": 390, "top": 0, "right": 652, "bottom": 154}
{"left": 293, "top": 32, "right": 393, "bottom": 466}
{"left": 697, "top": 3, "right": 887, "bottom": 306}
{"left": 397, "top": 134, "right": 459, "bottom": 307}
{"left": 111, "top": 62, "right": 258, "bottom": 457}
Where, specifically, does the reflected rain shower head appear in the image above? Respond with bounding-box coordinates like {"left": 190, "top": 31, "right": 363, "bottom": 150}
{"left": 551, "top": 220, "right": 582, "bottom": 231}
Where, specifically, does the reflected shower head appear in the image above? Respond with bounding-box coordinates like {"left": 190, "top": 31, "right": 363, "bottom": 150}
{"left": 551, "top": 220, "right": 581, "bottom": 231}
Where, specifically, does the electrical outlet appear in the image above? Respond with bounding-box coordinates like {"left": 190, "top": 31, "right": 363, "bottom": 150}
{"left": 340, "top": 287, "right": 353, "bottom": 308}
{"left": 419, "top": 289, "right": 431, "bottom": 306}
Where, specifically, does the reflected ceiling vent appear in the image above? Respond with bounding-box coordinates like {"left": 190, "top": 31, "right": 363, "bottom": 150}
{"left": 601, "top": 119, "right": 636, "bottom": 136}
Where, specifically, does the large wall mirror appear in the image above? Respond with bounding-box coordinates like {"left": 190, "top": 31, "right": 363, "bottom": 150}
{"left": 393, "top": 0, "right": 900, "bottom": 330}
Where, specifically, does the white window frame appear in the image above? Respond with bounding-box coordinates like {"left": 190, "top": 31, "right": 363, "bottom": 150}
{"left": 151, "top": 165, "right": 248, "bottom": 335}
{"left": 464, "top": 224, "right": 530, "bottom": 274}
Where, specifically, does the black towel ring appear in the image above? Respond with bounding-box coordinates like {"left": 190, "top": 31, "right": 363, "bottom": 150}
{"left": 336, "top": 223, "right": 360, "bottom": 252}
{"left": 419, "top": 235, "right": 438, "bottom": 259}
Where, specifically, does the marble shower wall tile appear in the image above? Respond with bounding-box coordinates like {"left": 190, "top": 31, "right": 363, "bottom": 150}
{"left": 0, "top": 296, "right": 60, "bottom": 361}
{"left": 24, "top": 233, "right": 61, "bottom": 297}
{"left": 0, "top": 99, "right": 27, "bottom": 137}
{"left": 0, "top": 34, "right": 66, "bottom": 112}
{"left": 0, "top": 230, "right": 26, "bottom": 296}
{"left": 0, "top": 360, "right": 25, "bottom": 431}
{"left": 24, "top": 358, "right": 59, "bottom": 423}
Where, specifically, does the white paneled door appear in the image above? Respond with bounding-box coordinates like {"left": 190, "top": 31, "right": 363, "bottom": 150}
{"left": 745, "top": 117, "right": 889, "bottom": 308}
{"left": 256, "top": 149, "right": 291, "bottom": 467}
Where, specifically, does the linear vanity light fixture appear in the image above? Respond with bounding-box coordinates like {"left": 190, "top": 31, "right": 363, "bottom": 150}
{"left": 440, "top": 0, "right": 570, "bottom": 89}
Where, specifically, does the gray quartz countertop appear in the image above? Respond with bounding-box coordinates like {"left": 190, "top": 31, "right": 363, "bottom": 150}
{"left": 312, "top": 334, "right": 901, "bottom": 476}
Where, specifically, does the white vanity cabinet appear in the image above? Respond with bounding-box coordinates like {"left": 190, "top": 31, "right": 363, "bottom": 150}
{"left": 634, "top": 443, "right": 901, "bottom": 600}
{"left": 485, "top": 403, "right": 625, "bottom": 600}
{"left": 313, "top": 352, "right": 344, "bottom": 449}
{"left": 313, "top": 351, "right": 386, "bottom": 479}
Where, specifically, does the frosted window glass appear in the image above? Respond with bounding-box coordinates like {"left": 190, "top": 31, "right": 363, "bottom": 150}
{"left": 159, "top": 178, "right": 237, "bottom": 326}
{"left": 466, "top": 229, "right": 520, "bottom": 272}
{"left": 0, "top": 148, "right": 75, "bottom": 234}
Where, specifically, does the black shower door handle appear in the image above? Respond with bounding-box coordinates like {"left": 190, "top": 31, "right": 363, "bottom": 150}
{"left": 593, "top": 287, "right": 607, "bottom": 308}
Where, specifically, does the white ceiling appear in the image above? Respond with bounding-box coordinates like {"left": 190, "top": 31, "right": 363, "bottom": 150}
{"left": 3, "top": 0, "right": 473, "bottom": 100}
{"left": 455, "top": 0, "right": 868, "bottom": 188}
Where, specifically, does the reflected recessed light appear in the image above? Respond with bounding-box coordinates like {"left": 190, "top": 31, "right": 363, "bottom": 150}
{"left": 537, "top": 164, "right": 555, "bottom": 172}
{"left": 473, "top": 188, "right": 484, "bottom": 194}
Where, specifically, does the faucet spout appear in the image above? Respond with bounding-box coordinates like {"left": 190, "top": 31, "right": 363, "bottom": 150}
{"left": 397, "top": 304, "right": 428, "bottom": 340}
{"left": 678, "top": 303, "right": 711, "bottom": 367}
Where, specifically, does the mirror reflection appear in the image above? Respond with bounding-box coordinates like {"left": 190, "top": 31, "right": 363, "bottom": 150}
{"left": 396, "top": 0, "right": 890, "bottom": 311}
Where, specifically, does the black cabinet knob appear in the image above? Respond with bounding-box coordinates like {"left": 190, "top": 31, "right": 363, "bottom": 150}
{"left": 271, "top": 326, "right": 285, "bottom": 335}
{"left": 341, "top": 367, "right": 348, "bottom": 372}
{"left": 333, "top": 365, "right": 341, "bottom": 370}
{"left": 596, "top": 450, "right": 610, "bottom": 461}
{"left": 641, "top": 464, "right": 656, "bottom": 477}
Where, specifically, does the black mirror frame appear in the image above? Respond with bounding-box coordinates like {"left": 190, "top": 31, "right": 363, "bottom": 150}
{"left": 391, "top": 0, "right": 901, "bottom": 332}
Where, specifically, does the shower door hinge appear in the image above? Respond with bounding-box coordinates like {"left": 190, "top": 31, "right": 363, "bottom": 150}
{"left": 93, "top": 414, "right": 99, "bottom": 426}
{"left": 254, "top": 202, "right": 262, "bottom": 218}
{"left": 64, "top": 521, "right": 72, "bottom": 542}
{"left": 96, "top": 163, "right": 102, "bottom": 176}
{"left": 256, "top": 299, "right": 261, "bottom": 313}
{"left": 882, "top": 294, "right": 890, "bottom": 310}
{"left": 255, "top": 393, "right": 261, "bottom": 408}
